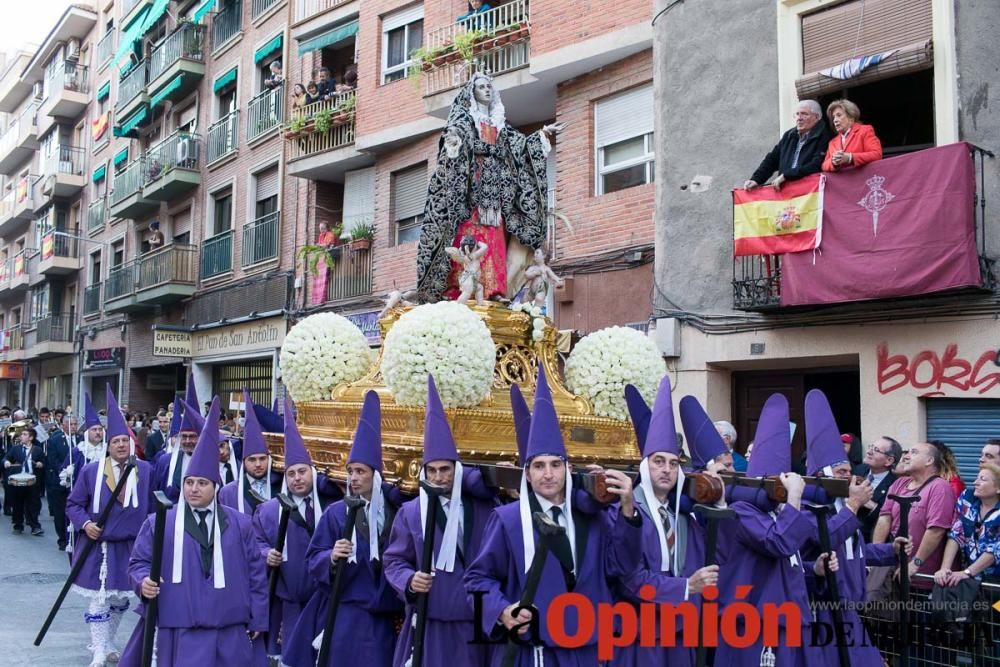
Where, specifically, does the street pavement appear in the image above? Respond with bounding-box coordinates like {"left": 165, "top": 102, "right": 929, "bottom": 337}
{"left": 0, "top": 493, "right": 138, "bottom": 666}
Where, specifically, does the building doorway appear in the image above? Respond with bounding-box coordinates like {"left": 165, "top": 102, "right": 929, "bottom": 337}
{"left": 732, "top": 367, "right": 861, "bottom": 472}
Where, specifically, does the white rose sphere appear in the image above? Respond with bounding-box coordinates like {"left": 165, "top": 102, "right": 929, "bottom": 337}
{"left": 279, "top": 312, "right": 373, "bottom": 402}
{"left": 382, "top": 302, "right": 495, "bottom": 408}
{"left": 565, "top": 326, "right": 665, "bottom": 420}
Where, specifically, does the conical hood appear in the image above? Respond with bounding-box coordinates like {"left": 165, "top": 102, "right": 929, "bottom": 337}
{"left": 348, "top": 391, "right": 383, "bottom": 472}
{"left": 104, "top": 384, "right": 130, "bottom": 441}
{"left": 282, "top": 397, "right": 312, "bottom": 468}
{"left": 525, "top": 366, "right": 566, "bottom": 461}
{"left": 745, "top": 393, "right": 792, "bottom": 477}
{"left": 624, "top": 385, "right": 652, "bottom": 452}
{"left": 680, "top": 395, "right": 728, "bottom": 470}
{"left": 241, "top": 388, "right": 268, "bottom": 459}
{"left": 423, "top": 375, "right": 458, "bottom": 464}
{"left": 254, "top": 400, "right": 284, "bottom": 433}
{"left": 168, "top": 393, "right": 183, "bottom": 437}
{"left": 510, "top": 384, "right": 531, "bottom": 465}
{"left": 179, "top": 400, "right": 205, "bottom": 435}
{"left": 642, "top": 377, "right": 679, "bottom": 458}
{"left": 185, "top": 397, "right": 222, "bottom": 484}
{"left": 82, "top": 393, "right": 101, "bottom": 430}
{"left": 805, "top": 389, "right": 847, "bottom": 476}
{"left": 186, "top": 373, "right": 199, "bottom": 413}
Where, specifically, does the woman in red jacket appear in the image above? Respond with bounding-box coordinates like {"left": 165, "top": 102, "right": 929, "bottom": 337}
{"left": 821, "top": 98, "right": 883, "bottom": 171}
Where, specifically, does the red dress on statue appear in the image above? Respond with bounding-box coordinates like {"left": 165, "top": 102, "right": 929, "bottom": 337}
{"left": 443, "top": 122, "right": 508, "bottom": 300}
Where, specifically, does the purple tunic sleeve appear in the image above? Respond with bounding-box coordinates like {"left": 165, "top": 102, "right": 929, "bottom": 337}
{"left": 825, "top": 506, "right": 863, "bottom": 547}
{"left": 863, "top": 541, "right": 898, "bottom": 567}
{"left": 463, "top": 510, "right": 514, "bottom": 635}
{"left": 66, "top": 464, "right": 94, "bottom": 529}
{"left": 252, "top": 504, "right": 276, "bottom": 560}
{"left": 307, "top": 508, "right": 337, "bottom": 585}
{"left": 128, "top": 515, "right": 155, "bottom": 598}
{"left": 242, "top": 516, "right": 270, "bottom": 632}
{"left": 382, "top": 505, "right": 417, "bottom": 601}
{"left": 734, "top": 502, "right": 812, "bottom": 557}
{"left": 604, "top": 506, "right": 644, "bottom": 578}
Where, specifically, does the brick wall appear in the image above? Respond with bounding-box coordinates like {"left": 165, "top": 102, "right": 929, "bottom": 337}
{"left": 530, "top": 0, "right": 650, "bottom": 54}
{"left": 551, "top": 50, "right": 654, "bottom": 260}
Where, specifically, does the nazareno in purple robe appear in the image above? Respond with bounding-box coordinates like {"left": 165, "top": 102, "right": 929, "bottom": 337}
{"left": 383, "top": 489, "right": 497, "bottom": 667}
{"left": 463, "top": 496, "right": 643, "bottom": 667}
{"left": 610, "top": 492, "right": 707, "bottom": 667}
{"left": 253, "top": 495, "right": 323, "bottom": 657}
{"left": 714, "top": 500, "right": 814, "bottom": 667}
{"left": 802, "top": 506, "right": 896, "bottom": 667}
{"left": 153, "top": 450, "right": 190, "bottom": 504}
{"left": 65, "top": 459, "right": 156, "bottom": 598}
{"left": 282, "top": 496, "right": 404, "bottom": 667}
{"left": 117, "top": 504, "right": 269, "bottom": 667}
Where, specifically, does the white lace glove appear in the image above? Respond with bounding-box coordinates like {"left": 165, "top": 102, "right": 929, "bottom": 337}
{"left": 59, "top": 465, "right": 74, "bottom": 488}
{"left": 443, "top": 132, "right": 462, "bottom": 159}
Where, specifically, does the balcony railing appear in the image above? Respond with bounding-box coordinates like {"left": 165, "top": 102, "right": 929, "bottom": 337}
{"left": 97, "top": 30, "right": 115, "bottom": 69}
{"left": 732, "top": 144, "right": 995, "bottom": 310}
{"left": 201, "top": 230, "right": 234, "bottom": 279}
{"left": 149, "top": 23, "right": 207, "bottom": 82}
{"left": 247, "top": 87, "right": 283, "bottom": 142}
{"left": 2, "top": 325, "right": 24, "bottom": 355}
{"left": 110, "top": 158, "right": 145, "bottom": 206}
{"left": 88, "top": 198, "right": 106, "bottom": 233}
{"left": 0, "top": 103, "right": 37, "bottom": 157}
{"left": 252, "top": 0, "right": 281, "bottom": 19}
{"left": 327, "top": 243, "right": 373, "bottom": 302}
{"left": 83, "top": 283, "right": 102, "bottom": 316}
{"left": 138, "top": 243, "right": 197, "bottom": 290}
{"left": 288, "top": 92, "right": 355, "bottom": 160}
{"left": 47, "top": 145, "right": 85, "bottom": 177}
{"left": 292, "top": 0, "right": 352, "bottom": 23}
{"left": 116, "top": 61, "right": 148, "bottom": 111}
{"left": 212, "top": 0, "right": 243, "bottom": 50}
{"left": 41, "top": 230, "right": 79, "bottom": 260}
{"left": 34, "top": 314, "right": 74, "bottom": 344}
{"left": 52, "top": 61, "right": 90, "bottom": 95}
{"left": 145, "top": 131, "right": 201, "bottom": 184}
{"left": 241, "top": 211, "right": 279, "bottom": 267}
{"left": 423, "top": 39, "right": 529, "bottom": 97}
{"left": 10, "top": 248, "right": 34, "bottom": 279}
{"left": 105, "top": 261, "right": 137, "bottom": 301}
{"left": 427, "top": 0, "right": 529, "bottom": 50}
{"left": 206, "top": 110, "right": 239, "bottom": 163}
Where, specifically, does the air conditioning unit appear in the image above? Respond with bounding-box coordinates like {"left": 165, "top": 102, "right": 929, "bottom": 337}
{"left": 176, "top": 136, "right": 200, "bottom": 166}
{"left": 31, "top": 82, "right": 42, "bottom": 100}
{"left": 66, "top": 38, "right": 81, "bottom": 61}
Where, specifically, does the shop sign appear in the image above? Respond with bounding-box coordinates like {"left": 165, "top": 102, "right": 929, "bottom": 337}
{"left": 192, "top": 317, "right": 285, "bottom": 359}
{"left": 85, "top": 347, "right": 124, "bottom": 368}
{"left": 153, "top": 330, "right": 192, "bottom": 357}
{"left": 0, "top": 362, "right": 23, "bottom": 379}
{"left": 346, "top": 311, "right": 383, "bottom": 345}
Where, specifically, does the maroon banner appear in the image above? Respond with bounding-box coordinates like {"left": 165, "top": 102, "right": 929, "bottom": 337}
{"left": 780, "top": 143, "right": 981, "bottom": 306}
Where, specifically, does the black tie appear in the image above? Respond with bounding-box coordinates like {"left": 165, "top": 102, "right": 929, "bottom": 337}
{"left": 658, "top": 506, "right": 675, "bottom": 569}
{"left": 304, "top": 497, "right": 314, "bottom": 526}
{"left": 195, "top": 509, "right": 210, "bottom": 544}
{"left": 548, "top": 506, "right": 576, "bottom": 591}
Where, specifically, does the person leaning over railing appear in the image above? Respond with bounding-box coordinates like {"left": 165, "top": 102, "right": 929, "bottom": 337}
{"left": 821, "top": 98, "right": 883, "bottom": 172}
{"left": 934, "top": 463, "right": 1000, "bottom": 586}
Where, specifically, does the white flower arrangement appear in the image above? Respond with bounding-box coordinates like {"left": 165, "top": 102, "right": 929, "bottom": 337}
{"left": 512, "top": 302, "right": 547, "bottom": 341}
{"left": 565, "top": 326, "right": 665, "bottom": 421}
{"left": 279, "top": 312, "right": 374, "bottom": 402}
{"left": 382, "top": 302, "right": 496, "bottom": 408}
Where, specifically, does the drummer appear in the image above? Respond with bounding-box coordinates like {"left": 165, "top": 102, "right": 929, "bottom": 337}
{"left": 3, "top": 423, "right": 45, "bottom": 536}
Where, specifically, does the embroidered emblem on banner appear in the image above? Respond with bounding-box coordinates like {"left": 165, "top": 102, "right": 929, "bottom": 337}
{"left": 858, "top": 174, "right": 895, "bottom": 236}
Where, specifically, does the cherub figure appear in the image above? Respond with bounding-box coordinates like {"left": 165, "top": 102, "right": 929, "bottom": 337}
{"left": 524, "top": 248, "right": 564, "bottom": 309}
{"left": 379, "top": 289, "right": 418, "bottom": 319}
{"left": 445, "top": 236, "right": 489, "bottom": 305}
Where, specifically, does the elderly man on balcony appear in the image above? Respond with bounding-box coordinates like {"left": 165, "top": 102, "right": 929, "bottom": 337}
{"left": 744, "top": 99, "right": 832, "bottom": 191}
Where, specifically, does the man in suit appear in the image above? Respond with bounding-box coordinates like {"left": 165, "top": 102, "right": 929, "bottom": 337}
{"left": 4, "top": 425, "right": 45, "bottom": 535}
{"left": 857, "top": 435, "right": 903, "bottom": 543}
{"left": 44, "top": 416, "right": 71, "bottom": 550}
{"left": 744, "top": 99, "right": 832, "bottom": 191}
{"left": 144, "top": 411, "right": 170, "bottom": 462}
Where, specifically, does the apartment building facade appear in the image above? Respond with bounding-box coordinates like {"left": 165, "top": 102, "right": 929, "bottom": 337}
{"left": 652, "top": 0, "right": 999, "bottom": 478}
{"left": 284, "top": 0, "right": 656, "bottom": 338}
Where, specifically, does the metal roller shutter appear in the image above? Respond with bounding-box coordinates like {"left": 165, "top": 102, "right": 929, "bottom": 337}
{"left": 594, "top": 83, "right": 653, "bottom": 149}
{"left": 926, "top": 398, "right": 1000, "bottom": 483}
{"left": 801, "top": 0, "right": 932, "bottom": 73}
{"left": 255, "top": 166, "right": 280, "bottom": 202}
{"left": 393, "top": 164, "right": 427, "bottom": 221}
{"left": 343, "top": 167, "right": 375, "bottom": 236}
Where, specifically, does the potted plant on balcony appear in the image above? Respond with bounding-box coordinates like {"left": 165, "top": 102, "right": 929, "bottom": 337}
{"left": 454, "top": 29, "right": 485, "bottom": 63}
{"left": 284, "top": 115, "right": 307, "bottom": 139}
{"left": 332, "top": 95, "right": 356, "bottom": 125}
{"left": 296, "top": 244, "right": 335, "bottom": 277}
{"left": 314, "top": 108, "right": 333, "bottom": 134}
{"left": 349, "top": 222, "right": 374, "bottom": 252}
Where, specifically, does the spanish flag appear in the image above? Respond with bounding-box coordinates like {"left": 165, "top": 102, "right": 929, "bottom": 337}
{"left": 41, "top": 233, "right": 54, "bottom": 260}
{"left": 92, "top": 112, "right": 109, "bottom": 142}
{"left": 733, "top": 173, "right": 825, "bottom": 256}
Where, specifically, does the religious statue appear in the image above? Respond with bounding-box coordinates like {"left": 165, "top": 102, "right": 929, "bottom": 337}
{"left": 415, "top": 72, "right": 563, "bottom": 303}
{"left": 445, "top": 236, "right": 489, "bottom": 305}
{"left": 522, "top": 248, "right": 564, "bottom": 310}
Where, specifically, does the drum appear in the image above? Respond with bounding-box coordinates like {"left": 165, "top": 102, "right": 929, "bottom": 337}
{"left": 9, "top": 472, "right": 35, "bottom": 487}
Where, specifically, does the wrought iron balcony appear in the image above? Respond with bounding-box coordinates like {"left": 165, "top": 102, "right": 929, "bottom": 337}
{"left": 87, "top": 198, "right": 106, "bottom": 234}
{"left": 206, "top": 110, "right": 239, "bottom": 164}
{"left": 212, "top": 0, "right": 243, "bottom": 51}
{"left": 247, "top": 87, "right": 283, "bottom": 142}
{"left": 201, "top": 230, "right": 234, "bottom": 279}
{"left": 292, "top": 0, "right": 353, "bottom": 24}
{"left": 116, "top": 61, "right": 148, "bottom": 114}
{"left": 136, "top": 243, "right": 197, "bottom": 304}
{"left": 253, "top": 0, "right": 281, "bottom": 19}
{"left": 143, "top": 131, "right": 201, "bottom": 200}
{"left": 241, "top": 211, "right": 279, "bottom": 267}
{"left": 287, "top": 91, "right": 355, "bottom": 161}
{"left": 326, "top": 243, "right": 373, "bottom": 302}
{"left": 97, "top": 30, "right": 115, "bottom": 70}
{"left": 83, "top": 283, "right": 102, "bottom": 316}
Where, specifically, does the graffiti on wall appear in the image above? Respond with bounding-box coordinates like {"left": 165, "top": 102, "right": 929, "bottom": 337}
{"left": 876, "top": 343, "right": 1000, "bottom": 396}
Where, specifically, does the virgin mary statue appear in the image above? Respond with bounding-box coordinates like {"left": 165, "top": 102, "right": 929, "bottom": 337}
{"left": 415, "top": 72, "right": 560, "bottom": 302}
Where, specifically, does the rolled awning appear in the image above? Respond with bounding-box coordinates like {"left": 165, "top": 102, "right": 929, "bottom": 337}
{"left": 114, "top": 105, "right": 149, "bottom": 137}
{"left": 113, "top": 147, "right": 129, "bottom": 167}
{"left": 92, "top": 165, "right": 107, "bottom": 183}
{"left": 141, "top": 0, "right": 171, "bottom": 37}
{"left": 193, "top": 0, "right": 216, "bottom": 23}
{"left": 254, "top": 35, "right": 283, "bottom": 64}
{"left": 213, "top": 67, "right": 237, "bottom": 93}
{"left": 96, "top": 81, "right": 110, "bottom": 101}
{"left": 297, "top": 20, "right": 358, "bottom": 57}
{"left": 113, "top": 6, "right": 151, "bottom": 72}
{"left": 150, "top": 74, "right": 184, "bottom": 108}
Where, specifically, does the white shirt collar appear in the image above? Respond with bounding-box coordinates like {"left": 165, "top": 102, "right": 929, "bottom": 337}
{"left": 534, "top": 493, "right": 568, "bottom": 526}
{"left": 870, "top": 469, "right": 890, "bottom": 487}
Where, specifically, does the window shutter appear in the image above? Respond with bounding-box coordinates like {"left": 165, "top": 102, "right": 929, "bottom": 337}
{"left": 343, "top": 167, "right": 375, "bottom": 234}
{"left": 594, "top": 83, "right": 653, "bottom": 149}
{"left": 383, "top": 5, "right": 423, "bottom": 33}
{"left": 172, "top": 208, "right": 191, "bottom": 239}
{"left": 801, "top": 0, "right": 932, "bottom": 73}
{"left": 393, "top": 164, "right": 426, "bottom": 221}
{"left": 255, "top": 166, "right": 279, "bottom": 201}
